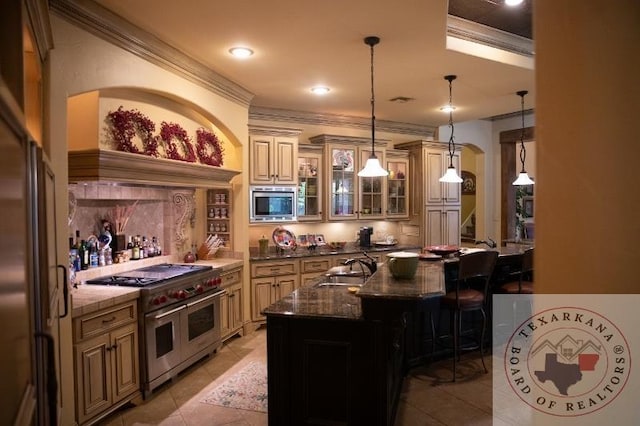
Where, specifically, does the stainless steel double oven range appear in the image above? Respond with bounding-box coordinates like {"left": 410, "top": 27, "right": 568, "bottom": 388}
{"left": 87, "top": 263, "right": 224, "bottom": 397}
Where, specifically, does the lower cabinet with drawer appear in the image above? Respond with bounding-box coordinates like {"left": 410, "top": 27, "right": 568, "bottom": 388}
{"left": 251, "top": 259, "right": 299, "bottom": 325}
{"left": 299, "top": 256, "right": 334, "bottom": 287}
{"left": 219, "top": 267, "right": 244, "bottom": 341}
{"left": 73, "top": 300, "right": 140, "bottom": 425}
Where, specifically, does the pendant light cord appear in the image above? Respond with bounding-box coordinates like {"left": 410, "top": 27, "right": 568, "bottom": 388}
{"left": 517, "top": 90, "right": 528, "bottom": 173}
{"left": 445, "top": 75, "right": 457, "bottom": 168}
{"left": 366, "top": 36, "right": 380, "bottom": 156}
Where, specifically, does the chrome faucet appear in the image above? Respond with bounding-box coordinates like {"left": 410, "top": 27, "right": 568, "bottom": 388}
{"left": 475, "top": 237, "right": 497, "bottom": 249}
{"left": 344, "top": 252, "right": 377, "bottom": 275}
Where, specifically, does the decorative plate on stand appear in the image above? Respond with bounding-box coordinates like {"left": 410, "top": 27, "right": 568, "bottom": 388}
{"left": 272, "top": 227, "right": 297, "bottom": 250}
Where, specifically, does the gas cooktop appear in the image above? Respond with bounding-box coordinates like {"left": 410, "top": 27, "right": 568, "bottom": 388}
{"left": 86, "top": 263, "right": 212, "bottom": 287}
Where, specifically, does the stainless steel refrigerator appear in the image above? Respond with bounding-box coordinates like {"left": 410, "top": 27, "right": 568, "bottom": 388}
{"left": 1, "top": 96, "right": 65, "bottom": 424}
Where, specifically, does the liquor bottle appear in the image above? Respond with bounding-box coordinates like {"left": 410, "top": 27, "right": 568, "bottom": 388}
{"left": 132, "top": 236, "right": 140, "bottom": 260}
{"left": 154, "top": 236, "right": 162, "bottom": 256}
{"left": 69, "top": 237, "right": 78, "bottom": 272}
{"left": 141, "top": 236, "right": 149, "bottom": 258}
{"left": 126, "top": 236, "right": 133, "bottom": 250}
{"left": 89, "top": 241, "right": 99, "bottom": 268}
{"left": 80, "top": 239, "right": 89, "bottom": 270}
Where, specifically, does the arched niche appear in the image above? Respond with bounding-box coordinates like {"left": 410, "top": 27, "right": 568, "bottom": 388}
{"left": 67, "top": 87, "right": 242, "bottom": 171}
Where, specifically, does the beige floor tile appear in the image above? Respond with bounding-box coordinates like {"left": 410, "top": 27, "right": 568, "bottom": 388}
{"left": 179, "top": 402, "right": 246, "bottom": 426}
{"left": 98, "top": 328, "right": 505, "bottom": 426}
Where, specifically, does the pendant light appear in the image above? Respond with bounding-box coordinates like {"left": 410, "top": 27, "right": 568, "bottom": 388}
{"left": 358, "top": 36, "right": 389, "bottom": 177}
{"left": 512, "top": 90, "right": 535, "bottom": 185}
{"left": 439, "top": 75, "right": 463, "bottom": 183}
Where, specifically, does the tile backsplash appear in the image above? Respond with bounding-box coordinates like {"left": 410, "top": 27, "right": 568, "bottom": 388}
{"left": 68, "top": 182, "right": 194, "bottom": 256}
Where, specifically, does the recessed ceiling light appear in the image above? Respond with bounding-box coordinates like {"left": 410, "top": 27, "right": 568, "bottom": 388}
{"left": 311, "top": 86, "right": 330, "bottom": 95}
{"left": 229, "top": 47, "right": 254, "bottom": 59}
{"left": 440, "top": 105, "right": 456, "bottom": 113}
{"left": 505, "top": 0, "right": 524, "bottom": 6}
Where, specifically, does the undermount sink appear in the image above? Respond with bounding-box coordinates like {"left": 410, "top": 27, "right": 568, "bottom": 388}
{"left": 315, "top": 270, "right": 368, "bottom": 287}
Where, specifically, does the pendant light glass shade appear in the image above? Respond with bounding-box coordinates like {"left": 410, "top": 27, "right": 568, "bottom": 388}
{"left": 513, "top": 172, "right": 535, "bottom": 185}
{"left": 440, "top": 166, "right": 463, "bottom": 183}
{"left": 439, "top": 75, "right": 462, "bottom": 183}
{"left": 357, "top": 36, "right": 388, "bottom": 178}
{"left": 358, "top": 156, "right": 388, "bottom": 177}
{"left": 512, "top": 90, "right": 535, "bottom": 186}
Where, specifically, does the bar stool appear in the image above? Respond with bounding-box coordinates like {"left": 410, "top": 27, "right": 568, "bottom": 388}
{"left": 438, "top": 250, "right": 498, "bottom": 381}
{"left": 500, "top": 247, "right": 534, "bottom": 294}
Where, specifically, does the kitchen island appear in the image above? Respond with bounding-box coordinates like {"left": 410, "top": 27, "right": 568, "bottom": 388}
{"left": 262, "top": 259, "right": 446, "bottom": 426}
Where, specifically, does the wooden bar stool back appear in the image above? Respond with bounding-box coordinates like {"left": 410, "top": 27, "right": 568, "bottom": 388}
{"left": 440, "top": 250, "right": 498, "bottom": 381}
{"left": 500, "top": 247, "right": 534, "bottom": 294}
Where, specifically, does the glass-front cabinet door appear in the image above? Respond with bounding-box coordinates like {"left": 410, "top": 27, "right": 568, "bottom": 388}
{"left": 359, "top": 148, "right": 385, "bottom": 219}
{"left": 329, "top": 147, "right": 357, "bottom": 220}
{"left": 297, "top": 148, "right": 323, "bottom": 221}
{"left": 386, "top": 150, "right": 409, "bottom": 219}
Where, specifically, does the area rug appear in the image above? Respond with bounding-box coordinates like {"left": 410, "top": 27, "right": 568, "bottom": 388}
{"left": 200, "top": 361, "right": 268, "bottom": 413}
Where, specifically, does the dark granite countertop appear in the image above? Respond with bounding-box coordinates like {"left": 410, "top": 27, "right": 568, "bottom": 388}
{"left": 249, "top": 243, "right": 421, "bottom": 261}
{"left": 356, "top": 260, "right": 446, "bottom": 300}
{"left": 262, "top": 258, "right": 446, "bottom": 320}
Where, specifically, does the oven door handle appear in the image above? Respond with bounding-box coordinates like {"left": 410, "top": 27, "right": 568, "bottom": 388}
{"left": 152, "top": 304, "right": 186, "bottom": 320}
{"left": 186, "top": 289, "right": 226, "bottom": 308}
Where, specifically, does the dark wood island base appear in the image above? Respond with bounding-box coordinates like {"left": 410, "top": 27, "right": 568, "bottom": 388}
{"left": 263, "top": 259, "right": 446, "bottom": 425}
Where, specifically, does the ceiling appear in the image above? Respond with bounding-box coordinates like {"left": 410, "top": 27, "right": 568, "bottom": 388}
{"left": 94, "top": 0, "right": 534, "bottom": 128}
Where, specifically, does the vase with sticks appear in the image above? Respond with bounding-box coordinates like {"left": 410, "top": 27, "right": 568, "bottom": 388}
{"left": 107, "top": 201, "right": 138, "bottom": 258}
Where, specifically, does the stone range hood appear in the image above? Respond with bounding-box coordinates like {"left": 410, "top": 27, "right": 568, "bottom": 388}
{"left": 69, "top": 149, "right": 241, "bottom": 188}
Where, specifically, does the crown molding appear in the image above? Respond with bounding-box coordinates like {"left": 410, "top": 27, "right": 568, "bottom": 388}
{"left": 49, "top": 0, "right": 254, "bottom": 108}
{"left": 249, "top": 106, "right": 436, "bottom": 138}
{"left": 447, "top": 15, "right": 534, "bottom": 57}
{"left": 25, "top": 0, "right": 54, "bottom": 62}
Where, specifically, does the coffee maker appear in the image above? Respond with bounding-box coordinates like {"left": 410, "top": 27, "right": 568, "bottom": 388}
{"left": 359, "top": 226, "right": 373, "bottom": 248}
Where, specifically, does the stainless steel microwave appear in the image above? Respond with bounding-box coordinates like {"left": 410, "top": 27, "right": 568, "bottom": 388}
{"left": 250, "top": 186, "right": 297, "bottom": 222}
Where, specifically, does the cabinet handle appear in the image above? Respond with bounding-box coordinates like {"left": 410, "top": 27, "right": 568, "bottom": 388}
{"left": 102, "top": 316, "right": 116, "bottom": 324}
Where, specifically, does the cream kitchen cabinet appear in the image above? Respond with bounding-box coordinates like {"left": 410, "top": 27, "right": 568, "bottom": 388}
{"left": 385, "top": 149, "right": 410, "bottom": 219}
{"left": 73, "top": 301, "right": 140, "bottom": 425}
{"left": 424, "top": 148, "right": 461, "bottom": 205}
{"left": 297, "top": 145, "right": 324, "bottom": 221}
{"left": 299, "top": 256, "right": 334, "bottom": 287}
{"left": 219, "top": 267, "right": 244, "bottom": 341}
{"left": 249, "top": 126, "right": 301, "bottom": 185}
{"left": 309, "top": 134, "right": 389, "bottom": 221}
{"left": 250, "top": 260, "right": 299, "bottom": 324}
{"left": 395, "top": 140, "right": 462, "bottom": 247}
{"left": 425, "top": 206, "right": 461, "bottom": 247}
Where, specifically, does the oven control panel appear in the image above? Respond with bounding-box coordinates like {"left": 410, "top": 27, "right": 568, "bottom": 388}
{"left": 146, "top": 274, "right": 221, "bottom": 309}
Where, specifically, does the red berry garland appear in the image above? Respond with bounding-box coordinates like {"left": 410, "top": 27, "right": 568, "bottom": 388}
{"left": 196, "top": 128, "right": 224, "bottom": 166}
{"left": 107, "top": 106, "right": 159, "bottom": 156}
{"left": 159, "top": 121, "right": 196, "bottom": 163}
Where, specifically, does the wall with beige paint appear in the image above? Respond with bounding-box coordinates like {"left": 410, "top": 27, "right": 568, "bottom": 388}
{"left": 534, "top": 1, "right": 640, "bottom": 293}
{"left": 47, "top": 15, "right": 252, "bottom": 424}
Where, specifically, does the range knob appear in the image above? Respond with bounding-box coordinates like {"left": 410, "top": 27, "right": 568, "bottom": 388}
{"left": 195, "top": 284, "right": 204, "bottom": 294}
{"left": 214, "top": 277, "right": 222, "bottom": 286}
{"left": 172, "top": 289, "right": 187, "bottom": 299}
{"left": 151, "top": 295, "right": 167, "bottom": 305}
{"left": 207, "top": 278, "right": 216, "bottom": 287}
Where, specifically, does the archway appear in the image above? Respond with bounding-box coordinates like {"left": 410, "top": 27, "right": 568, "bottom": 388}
{"left": 500, "top": 126, "right": 534, "bottom": 243}
{"left": 460, "top": 143, "right": 486, "bottom": 245}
